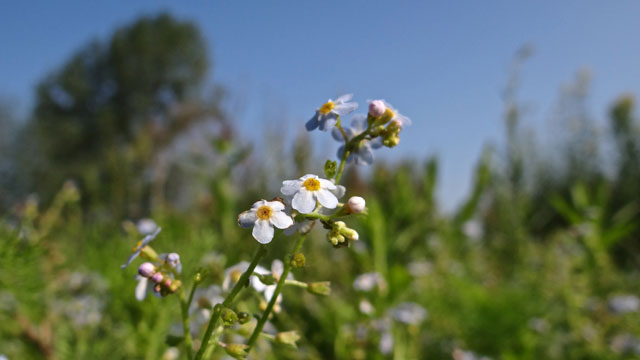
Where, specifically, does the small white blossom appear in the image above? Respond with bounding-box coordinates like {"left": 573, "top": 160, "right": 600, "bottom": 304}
{"left": 609, "top": 295, "right": 640, "bottom": 314}
{"left": 121, "top": 227, "right": 162, "bottom": 269}
{"left": 136, "top": 218, "right": 159, "bottom": 235}
{"left": 238, "top": 200, "right": 294, "bottom": 244}
{"left": 281, "top": 174, "right": 338, "bottom": 213}
{"left": 389, "top": 302, "right": 428, "bottom": 325}
{"left": 306, "top": 94, "right": 358, "bottom": 131}
{"left": 222, "top": 261, "right": 271, "bottom": 293}
{"left": 332, "top": 115, "right": 382, "bottom": 165}
{"left": 353, "top": 272, "right": 386, "bottom": 292}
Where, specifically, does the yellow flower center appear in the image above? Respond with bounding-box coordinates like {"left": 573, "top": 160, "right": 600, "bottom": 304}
{"left": 256, "top": 205, "right": 273, "bottom": 220}
{"left": 319, "top": 101, "right": 335, "bottom": 115}
{"left": 303, "top": 178, "right": 321, "bottom": 191}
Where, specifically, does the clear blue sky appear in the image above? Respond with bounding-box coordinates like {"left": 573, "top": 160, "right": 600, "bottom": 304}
{"left": 2, "top": 1, "right": 640, "bottom": 210}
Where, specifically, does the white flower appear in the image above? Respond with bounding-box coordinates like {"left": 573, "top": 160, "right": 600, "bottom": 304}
{"left": 262, "top": 260, "right": 294, "bottom": 305}
{"left": 281, "top": 174, "right": 338, "bottom": 213}
{"left": 331, "top": 114, "right": 382, "bottom": 165}
{"left": 389, "top": 302, "right": 428, "bottom": 325}
{"left": 353, "top": 272, "right": 386, "bottom": 292}
{"left": 136, "top": 218, "right": 158, "bottom": 235}
{"left": 222, "top": 261, "right": 271, "bottom": 293}
{"left": 609, "top": 295, "right": 640, "bottom": 314}
{"left": 306, "top": 94, "right": 358, "bottom": 131}
{"left": 121, "top": 227, "right": 162, "bottom": 269}
{"left": 238, "top": 200, "right": 294, "bottom": 244}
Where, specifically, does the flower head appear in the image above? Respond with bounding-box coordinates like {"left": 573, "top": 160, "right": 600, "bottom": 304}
{"left": 121, "top": 227, "right": 162, "bottom": 269}
{"left": 306, "top": 94, "right": 358, "bottom": 132}
{"left": 380, "top": 101, "right": 411, "bottom": 127}
{"left": 281, "top": 174, "right": 338, "bottom": 213}
{"left": 389, "top": 302, "right": 428, "bottom": 325}
{"left": 135, "top": 275, "right": 154, "bottom": 301}
{"left": 332, "top": 115, "right": 382, "bottom": 165}
{"left": 238, "top": 200, "right": 294, "bottom": 244}
{"left": 136, "top": 218, "right": 159, "bottom": 235}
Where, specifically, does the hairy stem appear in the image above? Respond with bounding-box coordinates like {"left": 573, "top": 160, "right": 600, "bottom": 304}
{"left": 194, "top": 245, "right": 268, "bottom": 360}
{"left": 246, "top": 234, "right": 306, "bottom": 350}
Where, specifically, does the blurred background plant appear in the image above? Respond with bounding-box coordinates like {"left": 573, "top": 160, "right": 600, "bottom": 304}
{"left": 1, "top": 11, "right": 640, "bottom": 360}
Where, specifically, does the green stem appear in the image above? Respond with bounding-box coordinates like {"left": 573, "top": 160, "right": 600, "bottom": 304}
{"left": 178, "top": 287, "right": 194, "bottom": 360}
{"left": 194, "top": 245, "right": 268, "bottom": 360}
{"left": 302, "top": 212, "right": 331, "bottom": 222}
{"left": 246, "top": 234, "right": 306, "bottom": 350}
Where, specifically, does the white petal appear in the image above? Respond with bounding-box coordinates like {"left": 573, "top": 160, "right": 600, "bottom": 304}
{"left": 266, "top": 200, "right": 285, "bottom": 212}
{"left": 135, "top": 277, "right": 149, "bottom": 301}
{"left": 264, "top": 285, "right": 277, "bottom": 303}
{"left": 252, "top": 220, "right": 274, "bottom": 244}
{"left": 357, "top": 145, "right": 374, "bottom": 165}
{"left": 333, "top": 102, "right": 358, "bottom": 116}
{"left": 331, "top": 185, "right": 346, "bottom": 199}
{"left": 238, "top": 210, "right": 257, "bottom": 228}
{"left": 281, "top": 180, "right": 302, "bottom": 196}
{"left": 331, "top": 127, "right": 345, "bottom": 142}
{"left": 271, "top": 259, "right": 284, "bottom": 277}
{"left": 305, "top": 113, "right": 320, "bottom": 131}
{"left": 251, "top": 200, "right": 267, "bottom": 210}
{"left": 318, "top": 115, "right": 337, "bottom": 131}
{"left": 350, "top": 114, "right": 368, "bottom": 133}
{"left": 292, "top": 189, "right": 316, "bottom": 213}
{"left": 334, "top": 93, "right": 353, "bottom": 103}
{"left": 300, "top": 174, "right": 316, "bottom": 180}
{"left": 370, "top": 137, "right": 383, "bottom": 149}
{"left": 397, "top": 114, "right": 412, "bottom": 126}
{"left": 318, "top": 178, "right": 337, "bottom": 190}
{"left": 316, "top": 189, "right": 338, "bottom": 209}
{"left": 269, "top": 211, "right": 293, "bottom": 229}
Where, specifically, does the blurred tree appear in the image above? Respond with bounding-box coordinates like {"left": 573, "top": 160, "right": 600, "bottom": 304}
{"left": 19, "top": 13, "right": 229, "bottom": 217}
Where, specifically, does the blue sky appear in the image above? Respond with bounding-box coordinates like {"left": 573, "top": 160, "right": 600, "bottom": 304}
{"left": 2, "top": 1, "right": 640, "bottom": 210}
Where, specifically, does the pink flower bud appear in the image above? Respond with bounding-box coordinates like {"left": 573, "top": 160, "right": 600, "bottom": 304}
{"left": 138, "top": 262, "right": 156, "bottom": 278}
{"left": 347, "top": 196, "right": 366, "bottom": 214}
{"left": 163, "top": 278, "right": 173, "bottom": 288}
{"left": 151, "top": 272, "right": 164, "bottom": 283}
{"left": 368, "top": 100, "right": 386, "bottom": 117}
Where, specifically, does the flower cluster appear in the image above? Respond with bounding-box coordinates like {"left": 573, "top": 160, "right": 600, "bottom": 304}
{"left": 121, "top": 93, "right": 410, "bottom": 360}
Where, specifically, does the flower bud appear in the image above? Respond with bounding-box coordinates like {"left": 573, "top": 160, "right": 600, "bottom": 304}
{"left": 347, "top": 196, "right": 366, "bottom": 214}
{"left": 386, "top": 119, "right": 403, "bottom": 132}
{"left": 140, "top": 245, "right": 159, "bottom": 263}
{"left": 153, "top": 284, "right": 162, "bottom": 294}
{"left": 224, "top": 343, "right": 249, "bottom": 359}
{"left": 377, "top": 108, "right": 395, "bottom": 125}
{"left": 151, "top": 272, "right": 164, "bottom": 283}
{"left": 276, "top": 331, "right": 301, "bottom": 348}
{"left": 169, "top": 280, "right": 182, "bottom": 293}
{"left": 340, "top": 227, "right": 359, "bottom": 241}
{"left": 307, "top": 281, "right": 331, "bottom": 296}
{"left": 291, "top": 253, "right": 306, "bottom": 268}
{"left": 221, "top": 307, "right": 238, "bottom": 327}
{"left": 138, "top": 262, "right": 156, "bottom": 278}
{"left": 383, "top": 135, "right": 400, "bottom": 148}
{"left": 167, "top": 253, "right": 180, "bottom": 265}
{"left": 237, "top": 311, "right": 251, "bottom": 324}
{"left": 256, "top": 273, "right": 277, "bottom": 286}
{"left": 368, "top": 100, "right": 386, "bottom": 118}
{"left": 163, "top": 278, "right": 173, "bottom": 288}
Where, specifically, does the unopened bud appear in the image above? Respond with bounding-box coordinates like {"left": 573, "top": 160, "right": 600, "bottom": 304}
{"left": 163, "top": 278, "right": 173, "bottom": 288}
{"left": 140, "top": 246, "right": 159, "bottom": 263}
{"left": 256, "top": 273, "right": 277, "bottom": 286}
{"left": 307, "top": 281, "right": 331, "bottom": 296}
{"left": 224, "top": 343, "right": 249, "bottom": 359}
{"left": 138, "top": 262, "right": 156, "bottom": 278}
{"left": 237, "top": 312, "right": 251, "bottom": 324}
{"left": 151, "top": 272, "right": 164, "bottom": 283}
{"left": 169, "top": 280, "right": 181, "bottom": 293}
{"left": 368, "top": 100, "right": 386, "bottom": 118}
{"left": 221, "top": 307, "right": 238, "bottom": 327}
{"left": 167, "top": 253, "right": 180, "bottom": 266}
{"left": 375, "top": 108, "right": 395, "bottom": 126}
{"left": 276, "top": 331, "right": 301, "bottom": 348}
{"left": 340, "top": 227, "right": 359, "bottom": 241}
{"left": 347, "top": 196, "right": 366, "bottom": 214}
{"left": 386, "top": 119, "right": 402, "bottom": 132}
{"left": 370, "top": 125, "right": 385, "bottom": 137}
{"left": 291, "top": 253, "right": 306, "bottom": 268}
{"left": 153, "top": 284, "right": 162, "bottom": 293}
